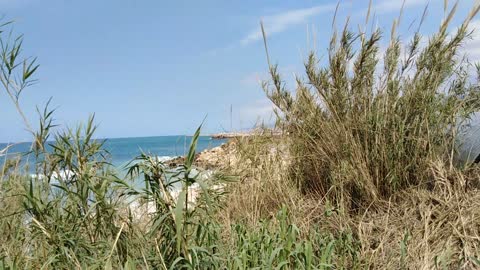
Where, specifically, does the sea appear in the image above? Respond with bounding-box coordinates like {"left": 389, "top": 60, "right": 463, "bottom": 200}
{"left": 0, "top": 135, "right": 227, "bottom": 172}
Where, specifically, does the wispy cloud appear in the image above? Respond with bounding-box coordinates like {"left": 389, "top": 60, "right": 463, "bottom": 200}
{"left": 238, "top": 0, "right": 422, "bottom": 47}
{"left": 374, "top": 0, "right": 429, "bottom": 14}
{"left": 240, "top": 4, "right": 337, "bottom": 46}
{"left": 463, "top": 20, "right": 480, "bottom": 62}
{"left": 240, "top": 65, "right": 299, "bottom": 87}
{"left": 240, "top": 71, "right": 264, "bottom": 86}
{"left": 238, "top": 98, "right": 276, "bottom": 125}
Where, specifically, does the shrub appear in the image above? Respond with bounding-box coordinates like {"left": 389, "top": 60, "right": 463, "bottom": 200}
{"left": 262, "top": 4, "right": 480, "bottom": 209}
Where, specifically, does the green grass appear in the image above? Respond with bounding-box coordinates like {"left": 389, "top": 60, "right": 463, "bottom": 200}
{"left": 0, "top": 125, "right": 361, "bottom": 269}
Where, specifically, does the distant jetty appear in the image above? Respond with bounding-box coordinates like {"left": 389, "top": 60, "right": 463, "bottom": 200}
{"left": 211, "top": 129, "right": 282, "bottom": 139}
{"left": 211, "top": 132, "right": 253, "bottom": 139}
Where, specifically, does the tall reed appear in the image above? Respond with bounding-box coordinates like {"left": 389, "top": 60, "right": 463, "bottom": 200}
{"left": 262, "top": 4, "right": 480, "bottom": 209}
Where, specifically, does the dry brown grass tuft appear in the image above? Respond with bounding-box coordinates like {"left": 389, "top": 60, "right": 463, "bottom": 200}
{"left": 355, "top": 163, "right": 480, "bottom": 269}
{"left": 260, "top": 3, "right": 480, "bottom": 212}
{"left": 217, "top": 136, "right": 301, "bottom": 226}
{"left": 217, "top": 134, "right": 480, "bottom": 268}
{"left": 213, "top": 4, "right": 480, "bottom": 267}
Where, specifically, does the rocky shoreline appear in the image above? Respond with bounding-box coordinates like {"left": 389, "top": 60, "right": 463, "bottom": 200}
{"left": 166, "top": 139, "right": 236, "bottom": 169}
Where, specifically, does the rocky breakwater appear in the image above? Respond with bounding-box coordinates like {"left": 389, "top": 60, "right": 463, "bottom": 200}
{"left": 211, "top": 128, "right": 282, "bottom": 139}
{"left": 211, "top": 132, "right": 252, "bottom": 139}
{"left": 166, "top": 140, "right": 236, "bottom": 170}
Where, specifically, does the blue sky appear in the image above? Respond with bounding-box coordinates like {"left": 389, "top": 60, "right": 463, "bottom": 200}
{"left": 0, "top": 0, "right": 479, "bottom": 142}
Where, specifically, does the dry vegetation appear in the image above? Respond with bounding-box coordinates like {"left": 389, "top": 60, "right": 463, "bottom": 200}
{"left": 219, "top": 135, "right": 480, "bottom": 269}
{"left": 217, "top": 2, "right": 480, "bottom": 269}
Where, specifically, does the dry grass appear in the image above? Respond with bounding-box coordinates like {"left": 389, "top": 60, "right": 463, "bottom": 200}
{"left": 217, "top": 136, "right": 303, "bottom": 227}
{"left": 214, "top": 4, "right": 480, "bottom": 268}
{"left": 354, "top": 166, "right": 480, "bottom": 269}
{"left": 261, "top": 3, "right": 480, "bottom": 212}
{"left": 215, "top": 130, "right": 480, "bottom": 268}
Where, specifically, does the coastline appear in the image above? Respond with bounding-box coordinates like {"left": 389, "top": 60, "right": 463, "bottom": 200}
{"left": 211, "top": 132, "right": 252, "bottom": 139}
{"left": 211, "top": 129, "right": 282, "bottom": 139}
{"left": 166, "top": 139, "right": 236, "bottom": 169}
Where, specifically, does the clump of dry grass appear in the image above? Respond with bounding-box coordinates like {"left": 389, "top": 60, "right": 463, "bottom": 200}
{"left": 215, "top": 2, "right": 480, "bottom": 268}
{"left": 217, "top": 134, "right": 353, "bottom": 236}
{"left": 218, "top": 135, "right": 304, "bottom": 227}
{"left": 262, "top": 3, "right": 480, "bottom": 210}
{"left": 216, "top": 120, "right": 480, "bottom": 268}
{"left": 355, "top": 162, "right": 480, "bottom": 269}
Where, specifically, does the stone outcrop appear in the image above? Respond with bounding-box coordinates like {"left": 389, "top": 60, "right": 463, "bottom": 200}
{"left": 165, "top": 140, "right": 236, "bottom": 169}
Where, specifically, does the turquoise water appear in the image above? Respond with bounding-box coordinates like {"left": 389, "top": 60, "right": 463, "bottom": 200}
{"left": 0, "top": 136, "right": 227, "bottom": 170}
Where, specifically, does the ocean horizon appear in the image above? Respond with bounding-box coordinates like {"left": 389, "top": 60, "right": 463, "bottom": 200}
{"left": 0, "top": 135, "right": 227, "bottom": 169}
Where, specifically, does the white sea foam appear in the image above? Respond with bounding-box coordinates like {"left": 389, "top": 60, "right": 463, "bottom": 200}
{"left": 156, "top": 156, "right": 179, "bottom": 162}
{"left": 128, "top": 168, "right": 225, "bottom": 221}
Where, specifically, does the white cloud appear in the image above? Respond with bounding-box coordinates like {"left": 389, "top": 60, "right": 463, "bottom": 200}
{"left": 238, "top": 98, "right": 276, "bottom": 125}
{"left": 464, "top": 20, "right": 480, "bottom": 63}
{"left": 240, "top": 71, "right": 263, "bottom": 86}
{"left": 241, "top": 65, "right": 300, "bottom": 87}
{"left": 240, "top": 4, "right": 337, "bottom": 46}
{"left": 374, "top": 0, "right": 429, "bottom": 14}
{"left": 238, "top": 0, "right": 427, "bottom": 47}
